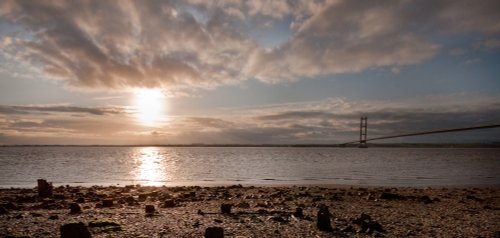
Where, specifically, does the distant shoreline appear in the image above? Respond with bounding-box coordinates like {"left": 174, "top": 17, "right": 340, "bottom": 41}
{"left": 1, "top": 143, "right": 499, "bottom": 148}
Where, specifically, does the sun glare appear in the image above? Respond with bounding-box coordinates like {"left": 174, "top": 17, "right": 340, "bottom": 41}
{"left": 133, "top": 88, "right": 166, "bottom": 126}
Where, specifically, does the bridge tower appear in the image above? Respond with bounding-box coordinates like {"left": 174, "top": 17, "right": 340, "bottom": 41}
{"left": 359, "top": 116, "right": 368, "bottom": 148}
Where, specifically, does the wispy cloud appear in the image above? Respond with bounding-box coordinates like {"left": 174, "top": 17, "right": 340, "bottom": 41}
{"left": 1, "top": 93, "right": 498, "bottom": 144}
{"left": 0, "top": 105, "right": 125, "bottom": 115}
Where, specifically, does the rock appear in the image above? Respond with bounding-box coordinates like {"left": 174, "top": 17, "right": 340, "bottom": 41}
{"left": 163, "top": 199, "right": 175, "bottom": 208}
{"left": 221, "top": 203, "right": 232, "bottom": 214}
{"left": 271, "top": 215, "right": 288, "bottom": 223}
{"left": 145, "top": 205, "right": 155, "bottom": 214}
{"left": 293, "top": 207, "right": 304, "bottom": 218}
{"left": 138, "top": 193, "right": 148, "bottom": 202}
{"left": 317, "top": 206, "right": 333, "bottom": 232}
{"left": 70, "top": 203, "right": 82, "bottom": 214}
{"left": 102, "top": 199, "right": 113, "bottom": 207}
{"left": 420, "top": 195, "right": 433, "bottom": 204}
{"left": 5, "top": 235, "right": 30, "bottom": 238}
{"left": 30, "top": 212, "right": 42, "bottom": 217}
{"left": 37, "top": 179, "right": 53, "bottom": 198}
{"left": 88, "top": 220, "right": 121, "bottom": 231}
{"left": 352, "top": 213, "right": 384, "bottom": 234}
{"left": 0, "top": 206, "right": 8, "bottom": 214}
{"left": 76, "top": 197, "right": 85, "bottom": 203}
{"left": 236, "top": 202, "right": 250, "bottom": 208}
{"left": 48, "top": 214, "right": 59, "bottom": 220}
{"left": 204, "top": 226, "right": 224, "bottom": 238}
{"left": 60, "top": 222, "right": 91, "bottom": 238}
{"left": 379, "top": 192, "right": 405, "bottom": 200}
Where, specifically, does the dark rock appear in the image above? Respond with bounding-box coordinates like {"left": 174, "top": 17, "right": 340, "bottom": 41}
{"left": 5, "top": 235, "right": 30, "bottom": 238}
{"left": 204, "top": 226, "right": 224, "bottom": 238}
{"left": 60, "top": 222, "right": 91, "bottom": 238}
{"left": 466, "top": 195, "right": 485, "bottom": 202}
{"left": 420, "top": 195, "right": 433, "bottom": 204}
{"left": 1, "top": 202, "right": 18, "bottom": 210}
{"left": 0, "top": 206, "right": 8, "bottom": 214}
{"left": 75, "top": 197, "right": 85, "bottom": 203}
{"left": 102, "top": 199, "right": 113, "bottom": 207}
{"left": 138, "top": 193, "right": 148, "bottom": 202}
{"left": 88, "top": 220, "right": 121, "bottom": 230}
{"left": 48, "top": 215, "right": 59, "bottom": 220}
{"left": 293, "top": 207, "right": 304, "bottom": 218}
{"left": 236, "top": 202, "right": 250, "bottom": 208}
{"left": 317, "top": 206, "right": 333, "bottom": 232}
{"left": 379, "top": 192, "right": 405, "bottom": 200}
{"left": 53, "top": 194, "right": 66, "bottom": 200}
{"left": 163, "top": 199, "right": 175, "bottom": 208}
{"left": 70, "top": 203, "right": 82, "bottom": 214}
{"left": 352, "top": 213, "right": 384, "bottom": 234}
{"left": 145, "top": 204, "right": 155, "bottom": 214}
{"left": 271, "top": 215, "right": 288, "bottom": 223}
{"left": 221, "top": 203, "right": 232, "bottom": 214}
{"left": 30, "top": 212, "right": 42, "bottom": 217}
{"left": 37, "top": 179, "right": 53, "bottom": 198}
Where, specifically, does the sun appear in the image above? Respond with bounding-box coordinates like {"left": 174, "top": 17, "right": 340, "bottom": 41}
{"left": 133, "top": 88, "right": 166, "bottom": 126}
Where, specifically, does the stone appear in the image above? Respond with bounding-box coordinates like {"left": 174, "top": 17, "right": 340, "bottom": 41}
{"left": 204, "top": 226, "right": 224, "bottom": 238}
{"left": 163, "top": 199, "right": 175, "bottom": 208}
{"left": 102, "top": 199, "right": 113, "bottom": 207}
{"left": 69, "top": 203, "right": 82, "bottom": 214}
{"left": 236, "top": 202, "right": 250, "bottom": 208}
{"left": 60, "top": 222, "right": 91, "bottom": 238}
{"left": 0, "top": 206, "right": 8, "bottom": 214}
{"left": 5, "top": 235, "right": 30, "bottom": 238}
{"left": 379, "top": 192, "right": 405, "bottom": 200}
{"left": 352, "top": 213, "right": 384, "bottom": 234}
{"left": 145, "top": 205, "right": 155, "bottom": 214}
{"left": 138, "top": 193, "right": 148, "bottom": 202}
{"left": 221, "top": 203, "right": 232, "bottom": 214}
{"left": 76, "top": 197, "right": 85, "bottom": 203}
{"left": 293, "top": 207, "right": 304, "bottom": 218}
{"left": 317, "top": 206, "right": 333, "bottom": 232}
{"left": 48, "top": 215, "right": 59, "bottom": 220}
{"left": 37, "top": 179, "right": 53, "bottom": 198}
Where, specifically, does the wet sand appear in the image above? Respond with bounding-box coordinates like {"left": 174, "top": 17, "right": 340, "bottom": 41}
{"left": 1, "top": 185, "right": 499, "bottom": 237}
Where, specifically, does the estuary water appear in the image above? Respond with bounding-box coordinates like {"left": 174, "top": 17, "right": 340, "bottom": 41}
{"left": 0, "top": 146, "right": 498, "bottom": 188}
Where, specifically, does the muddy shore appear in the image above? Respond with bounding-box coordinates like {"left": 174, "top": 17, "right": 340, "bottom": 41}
{"left": 1, "top": 185, "right": 499, "bottom": 237}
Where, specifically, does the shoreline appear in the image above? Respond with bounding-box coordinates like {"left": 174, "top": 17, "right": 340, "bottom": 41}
{"left": 1, "top": 184, "right": 499, "bottom": 237}
{"left": 2, "top": 182, "right": 500, "bottom": 190}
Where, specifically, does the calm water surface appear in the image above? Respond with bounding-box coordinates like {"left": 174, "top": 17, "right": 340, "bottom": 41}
{"left": 0, "top": 147, "right": 498, "bottom": 187}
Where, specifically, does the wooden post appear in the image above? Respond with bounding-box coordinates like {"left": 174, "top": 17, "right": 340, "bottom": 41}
{"left": 37, "top": 179, "right": 53, "bottom": 197}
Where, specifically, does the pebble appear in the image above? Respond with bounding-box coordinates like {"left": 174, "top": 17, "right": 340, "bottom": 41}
{"left": 69, "top": 203, "right": 82, "bottom": 214}
{"left": 60, "top": 222, "right": 91, "bottom": 238}
{"left": 205, "top": 226, "right": 224, "bottom": 238}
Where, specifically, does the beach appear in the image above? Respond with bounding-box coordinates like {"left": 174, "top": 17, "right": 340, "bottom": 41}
{"left": 1, "top": 184, "right": 499, "bottom": 237}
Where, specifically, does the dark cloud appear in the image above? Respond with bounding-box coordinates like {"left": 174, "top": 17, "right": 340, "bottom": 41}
{"left": 0, "top": 105, "right": 124, "bottom": 115}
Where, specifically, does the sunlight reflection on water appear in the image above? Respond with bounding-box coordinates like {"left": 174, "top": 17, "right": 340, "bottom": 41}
{"left": 133, "top": 147, "right": 169, "bottom": 186}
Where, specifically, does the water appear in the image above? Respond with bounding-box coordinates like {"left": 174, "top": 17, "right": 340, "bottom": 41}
{"left": 0, "top": 146, "right": 499, "bottom": 188}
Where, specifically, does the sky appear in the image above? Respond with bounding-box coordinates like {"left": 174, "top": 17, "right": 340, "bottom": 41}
{"left": 0, "top": 0, "right": 499, "bottom": 145}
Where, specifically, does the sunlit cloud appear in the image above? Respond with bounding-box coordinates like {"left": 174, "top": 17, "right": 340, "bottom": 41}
{"left": 1, "top": 0, "right": 499, "bottom": 93}
{"left": 1, "top": 93, "right": 499, "bottom": 145}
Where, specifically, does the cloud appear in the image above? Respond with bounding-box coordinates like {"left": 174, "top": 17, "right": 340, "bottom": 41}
{"left": 1, "top": 0, "right": 500, "bottom": 91}
{"left": 1, "top": 93, "right": 499, "bottom": 144}
{"left": 1, "top": 0, "right": 257, "bottom": 91}
{"left": 0, "top": 105, "right": 124, "bottom": 116}
{"left": 450, "top": 48, "right": 467, "bottom": 56}
{"left": 465, "top": 58, "right": 481, "bottom": 65}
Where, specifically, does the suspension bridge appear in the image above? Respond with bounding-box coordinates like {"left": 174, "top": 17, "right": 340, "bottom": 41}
{"left": 340, "top": 117, "right": 500, "bottom": 148}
